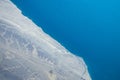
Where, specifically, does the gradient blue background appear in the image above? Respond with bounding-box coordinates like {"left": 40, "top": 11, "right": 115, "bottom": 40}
{"left": 11, "top": 0, "right": 120, "bottom": 80}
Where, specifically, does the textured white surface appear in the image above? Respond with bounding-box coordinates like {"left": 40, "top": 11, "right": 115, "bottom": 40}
{"left": 0, "top": 0, "right": 91, "bottom": 80}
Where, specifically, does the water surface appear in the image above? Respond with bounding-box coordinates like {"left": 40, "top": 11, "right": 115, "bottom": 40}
{"left": 11, "top": 0, "right": 120, "bottom": 80}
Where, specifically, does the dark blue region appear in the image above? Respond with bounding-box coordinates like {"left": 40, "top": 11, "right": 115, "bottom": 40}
{"left": 11, "top": 0, "right": 120, "bottom": 80}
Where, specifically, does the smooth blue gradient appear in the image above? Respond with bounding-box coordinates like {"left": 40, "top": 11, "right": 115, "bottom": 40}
{"left": 11, "top": 0, "right": 120, "bottom": 80}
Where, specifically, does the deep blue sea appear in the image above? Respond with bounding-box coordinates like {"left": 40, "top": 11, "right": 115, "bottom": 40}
{"left": 11, "top": 0, "right": 120, "bottom": 80}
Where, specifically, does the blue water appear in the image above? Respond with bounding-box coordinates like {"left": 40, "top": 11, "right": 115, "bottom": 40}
{"left": 11, "top": 0, "right": 120, "bottom": 80}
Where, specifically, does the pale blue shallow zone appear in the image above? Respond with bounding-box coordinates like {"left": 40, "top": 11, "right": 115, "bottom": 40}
{"left": 11, "top": 0, "right": 120, "bottom": 80}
